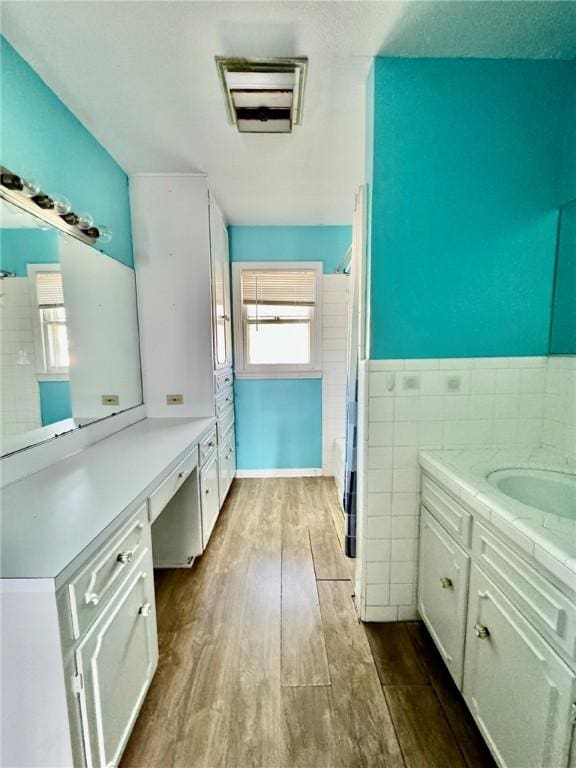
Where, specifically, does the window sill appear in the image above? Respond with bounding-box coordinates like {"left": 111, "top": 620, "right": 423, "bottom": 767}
{"left": 36, "top": 374, "right": 70, "bottom": 382}
{"left": 234, "top": 370, "right": 323, "bottom": 380}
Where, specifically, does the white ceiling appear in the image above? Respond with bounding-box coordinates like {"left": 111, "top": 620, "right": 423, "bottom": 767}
{"left": 2, "top": 1, "right": 575, "bottom": 225}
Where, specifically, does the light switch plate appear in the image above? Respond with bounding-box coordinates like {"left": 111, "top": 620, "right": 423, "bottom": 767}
{"left": 101, "top": 395, "right": 119, "bottom": 406}
{"left": 166, "top": 394, "right": 184, "bottom": 405}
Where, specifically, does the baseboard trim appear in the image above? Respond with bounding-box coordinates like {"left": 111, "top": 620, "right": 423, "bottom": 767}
{"left": 235, "top": 468, "right": 323, "bottom": 478}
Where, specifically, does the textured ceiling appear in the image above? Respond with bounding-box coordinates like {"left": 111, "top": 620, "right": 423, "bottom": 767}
{"left": 2, "top": 1, "right": 575, "bottom": 224}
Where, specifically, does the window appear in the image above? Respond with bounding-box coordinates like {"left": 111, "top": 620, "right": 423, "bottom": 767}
{"left": 27, "top": 265, "right": 70, "bottom": 376}
{"left": 232, "top": 261, "right": 322, "bottom": 378}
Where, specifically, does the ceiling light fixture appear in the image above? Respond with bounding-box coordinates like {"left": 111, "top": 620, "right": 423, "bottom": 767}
{"left": 215, "top": 56, "right": 308, "bottom": 134}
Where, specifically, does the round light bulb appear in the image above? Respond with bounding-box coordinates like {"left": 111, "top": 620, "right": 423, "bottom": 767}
{"left": 96, "top": 225, "right": 112, "bottom": 243}
{"left": 22, "top": 178, "right": 41, "bottom": 197}
{"left": 52, "top": 195, "right": 72, "bottom": 215}
{"left": 77, "top": 212, "right": 94, "bottom": 229}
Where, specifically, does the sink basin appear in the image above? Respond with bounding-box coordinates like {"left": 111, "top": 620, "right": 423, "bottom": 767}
{"left": 487, "top": 468, "right": 576, "bottom": 519}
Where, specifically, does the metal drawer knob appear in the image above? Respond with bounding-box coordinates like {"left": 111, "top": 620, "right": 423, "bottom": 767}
{"left": 440, "top": 577, "right": 453, "bottom": 589}
{"left": 208, "top": 441, "right": 215, "bottom": 448}
{"left": 117, "top": 551, "right": 134, "bottom": 564}
{"left": 474, "top": 623, "right": 490, "bottom": 639}
{"left": 178, "top": 470, "right": 188, "bottom": 479}
{"left": 205, "top": 488, "right": 211, "bottom": 495}
{"left": 138, "top": 602, "right": 152, "bottom": 617}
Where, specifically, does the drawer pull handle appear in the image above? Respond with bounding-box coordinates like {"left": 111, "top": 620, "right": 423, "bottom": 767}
{"left": 474, "top": 623, "right": 490, "bottom": 639}
{"left": 117, "top": 551, "right": 134, "bottom": 564}
{"left": 139, "top": 602, "right": 152, "bottom": 617}
{"left": 205, "top": 488, "right": 211, "bottom": 495}
{"left": 440, "top": 577, "right": 453, "bottom": 589}
{"left": 218, "top": 314, "right": 230, "bottom": 321}
{"left": 178, "top": 470, "right": 188, "bottom": 479}
{"left": 85, "top": 593, "right": 99, "bottom": 606}
{"left": 208, "top": 441, "right": 215, "bottom": 448}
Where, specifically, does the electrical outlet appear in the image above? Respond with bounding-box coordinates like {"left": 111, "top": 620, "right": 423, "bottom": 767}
{"left": 402, "top": 375, "right": 420, "bottom": 391}
{"left": 446, "top": 375, "right": 462, "bottom": 393}
{"left": 101, "top": 394, "right": 119, "bottom": 406}
{"left": 166, "top": 394, "right": 184, "bottom": 405}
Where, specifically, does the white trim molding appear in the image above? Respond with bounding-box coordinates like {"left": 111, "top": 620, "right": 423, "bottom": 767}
{"left": 235, "top": 468, "right": 323, "bottom": 478}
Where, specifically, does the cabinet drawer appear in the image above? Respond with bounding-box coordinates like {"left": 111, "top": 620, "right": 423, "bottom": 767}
{"left": 216, "top": 388, "right": 234, "bottom": 418}
{"left": 421, "top": 474, "right": 472, "bottom": 548}
{"left": 215, "top": 369, "right": 233, "bottom": 392}
{"left": 148, "top": 448, "right": 197, "bottom": 524}
{"left": 75, "top": 550, "right": 158, "bottom": 768}
{"left": 218, "top": 427, "right": 236, "bottom": 506}
{"left": 464, "top": 564, "right": 576, "bottom": 768}
{"left": 217, "top": 404, "right": 235, "bottom": 438}
{"left": 473, "top": 522, "right": 576, "bottom": 661}
{"left": 199, "top": 428, "right": 217, "bottom": 466}
{"left": 200, "top": 451, "right": 220, "bottom": 550}
{"left": 68, "top": 505, "right": 149, "bottom": 640}
{"left": 418, "top": 506, "right": 470, "bottom": 688}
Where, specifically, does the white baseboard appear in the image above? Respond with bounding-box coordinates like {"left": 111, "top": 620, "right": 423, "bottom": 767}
{"left": 235, "top": 468, "right": 323, "bottom": 478}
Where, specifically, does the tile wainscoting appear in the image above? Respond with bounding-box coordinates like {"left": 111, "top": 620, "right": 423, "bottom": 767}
{"left": 355, "top": 355, "right": 575, "bottom": 622}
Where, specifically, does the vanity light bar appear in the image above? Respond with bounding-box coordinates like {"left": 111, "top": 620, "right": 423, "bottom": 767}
{"left": 0, "top": 166, "right": 111, "bottom": 246}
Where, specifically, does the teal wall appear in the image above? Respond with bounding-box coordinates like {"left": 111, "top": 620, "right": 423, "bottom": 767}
{"left": 0, "top": 229, "right": 58, "bottom": 274}
{"left": 550, "top": 201, "right": 576, "bottom": 354}
{"left": 234, "top": 379, "right": 322, "bottom": 469}
{"left": 228, "top": 225, "right": 351, "bottom": 273}
{"left": 229, "top": 226, "right": 350, "bottom": 469}
{"left": 367, "top": 58, "right": 576, "bottom": 359}
{"left": 0, "top": 36, "right": 133, "bottom": 268}
{"left": 39, "top": 381, "right": 72, "bottom": 426}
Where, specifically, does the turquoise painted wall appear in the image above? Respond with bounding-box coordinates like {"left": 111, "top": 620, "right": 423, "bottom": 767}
{"left": 234, "top": 379, "right": 322, "bottom": 469}
{"left": 0, "top": 36, "right": 133, "bottom": 268}
{"left": 39, "top": 381, "right": 72, "bottom": 426}
{"left": 229, "top": 226, "right": 350, "bottom": 469}
{"left": 228, "top": 225, "right": 351, "bottom": 273}
{"left": 550, "top": 201, "right": 576, "bottom": 354}
{"left": 0, "top": 229, "right": 58, "bottom": 274}
{"left": 367, "top": 58, "right": 576, "bottom": 359}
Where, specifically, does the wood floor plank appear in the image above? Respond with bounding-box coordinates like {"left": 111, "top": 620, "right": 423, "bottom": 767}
{"left": 384, "top": 685, "right": 468, "bottom": 768}
{"left": 281, "top": 686, "right": 336, "bottom": 768}
{"left": 281, "top": 479, "right": 331, "bottom": 687}
{"left": 317, "top": 580, "right": 405, "bottom": 767}
{"left": 406, "top": 622, "right": 497, "bottom": 768}
{"left": 302, "top": 477, "right": 352, "bottom": 581}
{"left": 365, "top": 622, "right": 430, "bottom": 686}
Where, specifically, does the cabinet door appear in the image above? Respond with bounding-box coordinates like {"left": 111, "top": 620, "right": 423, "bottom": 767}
{"left": 209, "top": 197, "right": 232, "bottom": 370}
{"left": 418, "top": 506, "right": 470, "bottom": 688}
{"left": 200, "top": 450, "right": 220, "bottom": 549}
{"left": 75, "top": 553, "right": 158, "bottom": 768}
{"left": 464, "top": 564, "right": 576, "bottom": 768}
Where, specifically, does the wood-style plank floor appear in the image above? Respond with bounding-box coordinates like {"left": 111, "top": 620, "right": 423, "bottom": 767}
{"left": 121, "top": 478, "right": 495, "bottom": 768}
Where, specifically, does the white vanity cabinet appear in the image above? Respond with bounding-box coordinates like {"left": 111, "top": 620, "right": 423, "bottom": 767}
{"left": 418, "top": 472, "right": 576, "bottom": 768}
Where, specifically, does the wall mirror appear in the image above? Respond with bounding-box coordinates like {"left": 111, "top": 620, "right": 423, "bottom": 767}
{"left": 549, "top": 199, "right": 576, "bottom": 355}
{"left": 0, "top": 198, "right": 143, "bottom": 457}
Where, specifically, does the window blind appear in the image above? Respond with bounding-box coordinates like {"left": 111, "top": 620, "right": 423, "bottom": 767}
{"left": 241, "top": 269, "right": 316, "bottom": 306}
{"left": 36, "top": 271, "right": 64, "bottom": 308}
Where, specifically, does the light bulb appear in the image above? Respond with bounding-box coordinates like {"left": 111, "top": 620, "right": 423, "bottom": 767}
{"left": 96, "top": 225, "right": 112, "bottom": 243}
{"left": 22, "top": 178, "right": 41, "bottom": 197}
{"left": 77, "top": 212, "right": 94, "bottom": 229}
{"left": 52, "top": 195, "right": 72, "bottom": 215}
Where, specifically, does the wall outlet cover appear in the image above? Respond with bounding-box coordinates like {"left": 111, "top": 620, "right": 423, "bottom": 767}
{"left": 166, "top": 394, "right": 184, "bottom": 405}
{"left": 446, "top": 375, "right": 462, "bottom": 392}
{"left": 402, "top": 375, "right": 420, "bottom": 391}
{"left": 101, "top": 395, "right": 120, "bottom": 406}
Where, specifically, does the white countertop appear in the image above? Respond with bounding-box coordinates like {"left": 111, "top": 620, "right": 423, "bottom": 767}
{"left": 419, "top": 447, "right": 576, "bottom": 592}
{"left": 0, "top": 417, "right": 214, "bottom": 583}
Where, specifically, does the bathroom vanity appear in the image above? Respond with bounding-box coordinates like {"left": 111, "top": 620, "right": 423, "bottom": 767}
{"left": 0, "top": 416, "right": 236, "bottom": 768}
{"left": 418, "top": 449, "right": 576, "bottom": 768}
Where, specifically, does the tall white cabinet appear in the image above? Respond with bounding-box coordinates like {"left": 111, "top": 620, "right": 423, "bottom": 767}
{"left": 130, "top": 174, "right": 236, "bottom": 514}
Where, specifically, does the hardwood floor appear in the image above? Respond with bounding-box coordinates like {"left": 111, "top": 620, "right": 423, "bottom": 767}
{"left": 121, "top": 477, "right": 494, "bottom": 768}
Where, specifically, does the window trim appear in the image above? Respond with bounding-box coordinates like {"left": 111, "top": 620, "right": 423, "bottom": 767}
{"left": 27, "top": 263, "right": 70, "bottom": 378}
{"left": 232, "top": 261, "right": 323, "bottom": 379}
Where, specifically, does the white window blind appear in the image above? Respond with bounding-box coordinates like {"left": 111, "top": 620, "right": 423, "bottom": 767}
{"left": 241, "top": 269, "right": 316, "bottom": 307}
{"left": 36, "top": 271, "right": 65, "bottom": 308}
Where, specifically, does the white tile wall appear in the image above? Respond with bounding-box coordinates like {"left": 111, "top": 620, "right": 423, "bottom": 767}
{"left": 321, "top": 274, "right": 349, "bottom": 475}
{"left": 0, "top": 278, "right": 41, "bottom": 436}
{"left": 358, "top": 355, "right": 550, "bottom": 621}
{"left": 543, "top": 356, "right": 576, "bottom": 459}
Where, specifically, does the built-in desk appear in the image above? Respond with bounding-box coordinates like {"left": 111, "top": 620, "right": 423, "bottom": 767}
{"left": 0, "top": 416, "right": 222, "bottom": 768}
